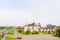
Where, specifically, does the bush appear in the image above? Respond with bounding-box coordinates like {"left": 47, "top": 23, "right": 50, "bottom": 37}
{"left": 34, "top": 31, "right": 39, "bottom": 34}
{"left": 18, "top": 29, "right": 23, "bottom": 33}
{"left": 32, "top": 31, "right": 39, "bottom": 34}
{"left": 17, "top": 29, "right": 24, "bottom": 34}
{"left": 32, "top": 32, "right": 35, "bottom": 34}
{"left": 55, "top": 28, "right": 60, "bottom": 37}
{"left": 48, "top": 31, "right": 50, "bottom": 34}
{"left": 25, "top": 29, "right": 31, "bottom": 35}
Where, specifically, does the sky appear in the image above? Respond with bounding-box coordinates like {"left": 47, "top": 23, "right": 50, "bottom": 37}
{"left": 0, "top": 0, "right": 60, "bottom": 27}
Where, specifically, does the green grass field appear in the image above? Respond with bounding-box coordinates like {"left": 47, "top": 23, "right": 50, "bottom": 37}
{"left": 8, "top": 28, "right": 14, "bottom": 35}
{"left": 0, "top": 36, "right": 3, "bottom": 40}
{"left": 6, "top": 36, "right": 16, "bottom": 40}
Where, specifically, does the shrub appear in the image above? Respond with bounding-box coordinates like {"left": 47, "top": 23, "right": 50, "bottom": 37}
{"left": 18, "top": 29, "right": 23, "bottom": 33}
{"left": 32, "top": 31, "right": 39, "bottom": 34}
{"left": 25, "top": 29, "right": 31, "bottom": 35}
{"left": 55, "top": 28, "right": 60, "bottom": 37}
{"left": 32, "top": 32, "right": 35, "bottom": 34}
{"left": 48, "top": 31, "right": 50, "bottom": 34}
{"left": 34, "top": 31, "right": 39, "bottom": 34}
{"left": 17, "top": 29, "right": 24, "bottom": 34}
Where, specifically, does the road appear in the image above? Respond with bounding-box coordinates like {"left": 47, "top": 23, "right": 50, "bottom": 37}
{"left": 1, "top": 28, "right": 60, "bottom": 40}
{"left": 1, "top": 29, "right": 10, "bottom": 40}
{"left": 22, "top": 35, "right": 60, "bottom": 40}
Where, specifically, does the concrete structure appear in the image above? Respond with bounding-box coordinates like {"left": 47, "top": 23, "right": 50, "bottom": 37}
{"left": 23, "top": 23, "right": 56, "bottom": 32}
{"left": 24, "top": 22, "right": 41, "bottom": 32}
{"left": 39, "top": 27, "right": 55, "bottom": 32}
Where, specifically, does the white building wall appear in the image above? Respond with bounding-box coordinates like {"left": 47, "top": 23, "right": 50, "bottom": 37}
{"left": 24, "top": 26, "right": 28, "bottom": 32}
{"left": 24, "top": 26, "right": 40, "bottom": 32}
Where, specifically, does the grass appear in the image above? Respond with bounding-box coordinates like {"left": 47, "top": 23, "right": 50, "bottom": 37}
{"left": 0, "top": 36, "right": 3, "bottom": 40}
{"left": 6, "top": 36, "right": 16, "bottom": 40}
{"left": 8, "top": 28, "right": 14, "bottom": 35}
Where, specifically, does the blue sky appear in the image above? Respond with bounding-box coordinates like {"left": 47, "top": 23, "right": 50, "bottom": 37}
{"left": 0, "top": 0, "right": 60, "bottom": 27}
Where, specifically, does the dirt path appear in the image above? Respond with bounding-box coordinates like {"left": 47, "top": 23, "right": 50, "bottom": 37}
{"left": 22, "top": 35, "right": 60, "bottom": 40}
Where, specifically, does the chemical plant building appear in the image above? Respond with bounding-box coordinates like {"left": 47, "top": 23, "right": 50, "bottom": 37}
{"left": 23, "top": 22, "right": 56, "bottom": 32}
